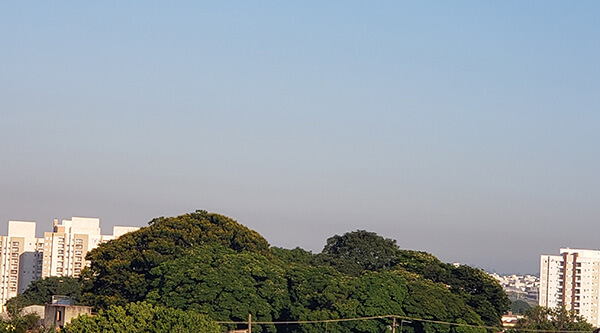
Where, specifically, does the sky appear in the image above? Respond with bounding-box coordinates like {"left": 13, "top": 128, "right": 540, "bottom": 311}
{"left": 1, "top": 1, "right": 599, "bottom": 275}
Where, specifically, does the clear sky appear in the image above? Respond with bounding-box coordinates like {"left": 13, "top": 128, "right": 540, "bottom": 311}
{"left": 1, "top": 1, "right": 599, "bottom": 274}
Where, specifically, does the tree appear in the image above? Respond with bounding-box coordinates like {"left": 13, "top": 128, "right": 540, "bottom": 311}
{"left": 510, "top": 300, "right": 531, "bottom": 314}
{"left": 279, "top": 264, "right": 356, "bottom": 333}
{"left": 348, "top": 271, "right": 408, "bottom": 332}
{"left": 5, "top": 276, "right": 82, "bottom": 316}
{"left": 511, "top": 306, "right": 594, "bottom": 332}
{"left": 63, "top": 301, "right": 221, "bottom": 333}
{"left": 146, "top": 245, "right": 287, "bottom": 332}
{"left": 401, "top": 278, "right": 485, "bottom": 333}
{"left": 317, "top": 230, "right": 400, "bottom": 276}
{"left": 443, "top": 265, "right": 510, "bottom": 326}
{"left": 271, "top": 247, "right": 316, "bottom": 266}
{"left": 395, "top": 252, "right": 509, "bottom": 327}
{"left": 82, "top": 210, "right": 271, "bottom": 308}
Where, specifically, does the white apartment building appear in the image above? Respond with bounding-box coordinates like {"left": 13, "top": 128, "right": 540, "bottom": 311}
{"left": 539, "top": 248, "right": 600, "bottom": 326}
{"left": 0, "top": 217, "right": 139, "bottom": 312}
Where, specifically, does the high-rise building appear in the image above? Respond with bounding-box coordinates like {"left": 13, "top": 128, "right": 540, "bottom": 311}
{"left": 539, "top": 248, "right": 600, "bottom": 326}
{"left": 0, "top": 217, "right": 139, "bottom": 312}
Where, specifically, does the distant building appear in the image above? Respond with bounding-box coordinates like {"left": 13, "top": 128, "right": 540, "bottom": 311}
{"left": 539, "top": 248, "right": 600, "bottom": 326}
{"left": 501, "top": 313, "right": 524, "bottom": 327}
{"left": 0, "top": 217, "right": 140, "bottom": 312}
{"left": 490, "top": 272, "right": 539, "bottom": 304}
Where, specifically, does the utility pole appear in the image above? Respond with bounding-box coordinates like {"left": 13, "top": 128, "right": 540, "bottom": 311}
{"left": 392, "top": 317, "right": 397, "bottom": 333}
{"left": 248, "top": 314, "right": 252, "bottom": 333}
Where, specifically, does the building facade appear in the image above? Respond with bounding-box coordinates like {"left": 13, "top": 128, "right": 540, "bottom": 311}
{"left": 0, "top": 217, "right": 139, "bottom": 312}
{"left": 539, "top": 248, "right": 600, "bottom": 326}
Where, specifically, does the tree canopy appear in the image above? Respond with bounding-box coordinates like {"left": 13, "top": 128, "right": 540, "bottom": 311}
{"left": 511, "top": 306, "right": 594, "bottom": 332}
{"left": 63, "top": 302, "right": 221, "bottom": 333}
{"left": 64, "top": 211, "right": 511, "bottom": 332}
{"left": 82, "top": 210, "right": 270, "bottom": 308}
{"left": 5, "top": 276, "right": 82, "bottom": 316}
{"left": 317, "top": 230, "right": 400, "bottom": 276}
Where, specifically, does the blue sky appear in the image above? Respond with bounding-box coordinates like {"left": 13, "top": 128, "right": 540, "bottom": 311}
{"left": 1, "top": 2, "right": 599, "bottom": 274}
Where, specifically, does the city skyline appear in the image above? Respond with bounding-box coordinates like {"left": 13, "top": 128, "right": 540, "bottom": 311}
{"left": 2, "top": 2, "right": 599, "bottom": 275}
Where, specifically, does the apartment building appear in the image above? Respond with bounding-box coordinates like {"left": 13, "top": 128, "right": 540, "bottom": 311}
{"left": 0, "top": 217, "right": 139, "bottom": 312}
{"left": 539, "top": 248, "right": 600, "bottom": 326}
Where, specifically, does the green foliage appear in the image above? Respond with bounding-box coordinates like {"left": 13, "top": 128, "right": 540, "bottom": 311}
{"left": 144, "top": 244, "right": 415, "bottom": 333}
{"left": 5, "top": 277, "right": 82, "bottom": 316}
{"left": 396, "top": 250, "right": 444, "bottom": 276}
{"left": 402, "top": 279, "right": 484, "bottom": 333}
{"left": 280, "top": 265, "right": 356, "bottom": 332}
{"left": 0, "top": 313, "right": 42, "bottom": 333}
{"left": 395, "top": 251, "right": 509, "bottom": 326}
{"left": 510, "top": 299, "right": 531, "bottom": 314}
{"left": 63, "top": 301, "right": 221, "bottom": 333}
{"left": 73, "top": 211, "right": 509, "bottom": 333}
{"left": 348, "top": 271, "right": 407, "bottom": 332}
{"left": 146, "top": 245, "right": 286, "bottom": 332}
{"left": 511, "top": 306, "right": 594, "bottom": 332}
{"left": 82, "top": 210, "right": 270, "bottom": 308}
{"left": 317, "top": 230, "right": 400, "bottom": 276}
{"left": 443, "top": 265, "right": 510, "bottom": 326}
{"left": 270, "top": 247, "right": 316, "bottom": 266}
